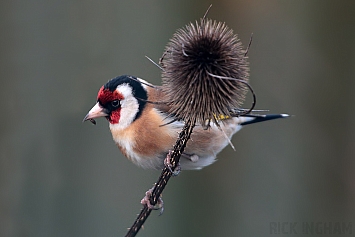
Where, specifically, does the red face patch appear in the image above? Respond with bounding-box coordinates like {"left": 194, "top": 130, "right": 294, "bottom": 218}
{"left": 97, "top": 86, "right": 124, "bottom": 105}
{"left": 97, "top": 86, "right": 124, "bottom": 124}
{"left": 109, "top": 110, "right": 121, "bottom": 124}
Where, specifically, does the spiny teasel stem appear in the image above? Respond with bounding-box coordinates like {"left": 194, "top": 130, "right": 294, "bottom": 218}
{"left": 125, "top": 120, "right": 195, "bottom": 237}
{"left": 126, "top": 6, "right": 251, "bottom": 236}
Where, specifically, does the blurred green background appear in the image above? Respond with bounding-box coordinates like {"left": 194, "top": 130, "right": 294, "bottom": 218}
{"left": 1, "top": 0, "right": 355, "bottom": 236}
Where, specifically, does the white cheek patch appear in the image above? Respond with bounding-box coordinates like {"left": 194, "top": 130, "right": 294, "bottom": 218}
{"left": 110, "top": 83, "right": 139, "bottom": 130}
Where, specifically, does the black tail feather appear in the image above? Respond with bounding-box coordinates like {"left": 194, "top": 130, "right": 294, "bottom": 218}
{"left": 240, "top": 114, "right": 290, "bottom": 126}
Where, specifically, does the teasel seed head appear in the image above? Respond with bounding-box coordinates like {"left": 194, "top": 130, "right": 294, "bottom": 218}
{"left": 161, "top": 18, "right": 250, "bottom": 126}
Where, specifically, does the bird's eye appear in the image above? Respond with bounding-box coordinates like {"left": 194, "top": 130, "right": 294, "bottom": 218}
{"left": 111, "top": 100, "right": 120, "bottom": 108}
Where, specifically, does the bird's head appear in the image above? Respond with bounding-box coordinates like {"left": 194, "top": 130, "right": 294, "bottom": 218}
{"left": 83, "top": 75, "right": 148, "bottom": 129}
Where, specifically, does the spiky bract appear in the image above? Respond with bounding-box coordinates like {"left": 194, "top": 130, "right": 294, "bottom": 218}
{"left": 161, "top": 19, "right": 249, "bottom": 126}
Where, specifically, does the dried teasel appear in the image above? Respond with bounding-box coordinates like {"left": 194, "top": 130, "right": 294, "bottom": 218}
{"left": 161, "top": 17, "right": 250, "bottom": 126}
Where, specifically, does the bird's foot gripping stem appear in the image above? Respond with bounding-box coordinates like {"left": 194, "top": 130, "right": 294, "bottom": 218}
{"left": 141, "top": 187, "right": 164, "bottom": 215}
{"left": 164, "top": 150, "right": 181, "bottom": 176}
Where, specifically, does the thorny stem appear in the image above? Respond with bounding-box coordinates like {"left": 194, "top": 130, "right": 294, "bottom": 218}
{"left": 125, "top": 120, "right": 195, "bottom": 237}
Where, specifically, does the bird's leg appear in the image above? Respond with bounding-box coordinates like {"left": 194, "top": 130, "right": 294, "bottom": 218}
{"left": 182, "top": 153, "right": 199, "bottom": 163}
{"left": 164, "top": 150, "right": 181, "bottom": 176}
{"left": 140, "top": 187, "right": 164, "bottom": 215}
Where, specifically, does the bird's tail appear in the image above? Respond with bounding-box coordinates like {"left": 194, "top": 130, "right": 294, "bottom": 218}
{"left": 239, "top": 114, "right": 290, "bottom": 126}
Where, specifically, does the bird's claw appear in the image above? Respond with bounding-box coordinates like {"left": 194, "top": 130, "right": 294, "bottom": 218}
{"left": 141, "top": 188, "right": 164, "bottom": 215}
{"left": 164, "top": 150, "right": 181, "bottom": 176}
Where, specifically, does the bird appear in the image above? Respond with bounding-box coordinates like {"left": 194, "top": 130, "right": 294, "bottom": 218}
{"left": 83, "top": 74, "right": 288, "bottom": 171}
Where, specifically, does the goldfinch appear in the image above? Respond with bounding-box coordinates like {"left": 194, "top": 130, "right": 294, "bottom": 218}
{"left": 84, "top": 75, "right": 288, "bottom": 170}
